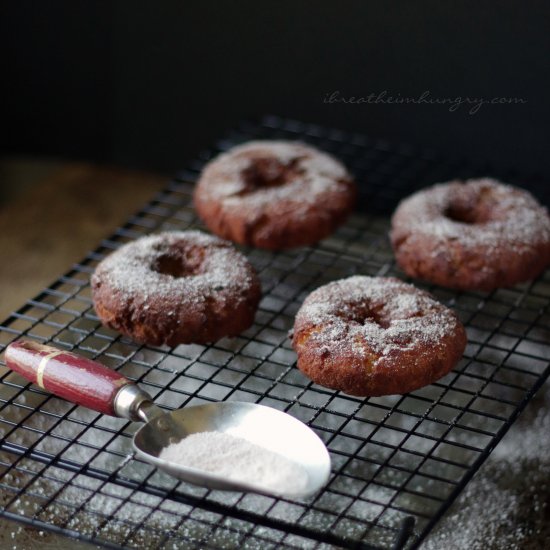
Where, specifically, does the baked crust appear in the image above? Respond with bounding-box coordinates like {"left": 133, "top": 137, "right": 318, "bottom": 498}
{"left": 91, "top": 231, "right": 261, "bottom": 346}
{"left": 390, "top": 178, "right": 550, "bottom": 291}
{"left": 194, "top": 141, "right": 357, "bottom": 249}
{"left": 292, "top": 276, "right": 466, "bottom": 397}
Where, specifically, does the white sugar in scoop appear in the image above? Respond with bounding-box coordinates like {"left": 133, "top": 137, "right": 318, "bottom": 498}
{"left": 160, "top": 432, "right": 309, "bottom": 494}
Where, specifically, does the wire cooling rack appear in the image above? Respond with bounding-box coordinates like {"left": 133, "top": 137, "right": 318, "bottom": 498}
{"left": 1, "top": 116, "right": 549, "bottom": 550}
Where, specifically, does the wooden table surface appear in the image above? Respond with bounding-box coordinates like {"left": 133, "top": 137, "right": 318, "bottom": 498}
{"left": 0, "top": 163, "right": 167, "bottom": 320}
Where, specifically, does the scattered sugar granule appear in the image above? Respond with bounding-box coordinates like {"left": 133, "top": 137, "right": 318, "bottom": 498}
{"left": 424, "top": 379, "right": 550, "bottom": 550}
{"left": 159, "top": 431, "right": 309, "bottom": 494}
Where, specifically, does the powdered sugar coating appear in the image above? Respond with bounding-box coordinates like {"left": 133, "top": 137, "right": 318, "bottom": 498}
{"left": 198, "top": 141, "right": 350, "bottom": 207}
{"left": 391, "top": 178, "right": 550, "bottom": 290}
{"left": 94, "top": 231, "right": 253, "bottom": 303}
{"left": 293, "top": 276, "right": 466, "bottom": 396}
{"left": 296, "top": 276, "right": 459, "bottom": 359}
{"left": 91, "top": 230, "right": 261, "bottom": 346}
{"left": 393, "top": 178, "right": 550, "bottom": 253}
{"left": 194, "top": 140, "right": 357, "bottom": 249}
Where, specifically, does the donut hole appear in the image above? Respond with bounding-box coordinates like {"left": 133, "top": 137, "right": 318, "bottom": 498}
{"left": 152, "top": 251, "right": 204, "bottom": 278}
{"left": 444, "top": 188, "right": 495, "bottom": 225}
{"left": 444, "top": 204, "right": 479, "bottom": 224}
{"left": 364, "top": 311, "right": 391, "bottom": 329}
{"left": 241, "top": 156, "right": 305, "bottom": 191}
{"left": 153, "top": 254, "right": 189, "bottom": 277}
{"left": 344, "top": 303, "right": 391, "bottom": 329}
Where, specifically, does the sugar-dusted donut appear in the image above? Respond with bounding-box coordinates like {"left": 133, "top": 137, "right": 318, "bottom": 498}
{"left": 194, "top": 141, "right": 357, "bottom": 249}
{"left": 292, "top": 276, "right": 466, "bottom": 396}
{"left": 391, "top": 178, "right": 550, "bottom": 291}
{"left": 91, "top": 231, "right": 261, "bottom": 346}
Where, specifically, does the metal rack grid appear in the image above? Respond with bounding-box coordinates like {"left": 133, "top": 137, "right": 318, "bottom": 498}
{"left": 1, "top": 115, "right": 549, "bottom": 550}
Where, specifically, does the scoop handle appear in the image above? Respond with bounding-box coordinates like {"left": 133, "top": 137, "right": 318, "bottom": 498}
{"left": 4, "top": 340, "right": 132, "bottom": 416}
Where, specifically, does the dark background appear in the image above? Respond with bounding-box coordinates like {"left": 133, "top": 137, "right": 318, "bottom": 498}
{"left": 2, "top": 1, "right": 550, "bottom": 177}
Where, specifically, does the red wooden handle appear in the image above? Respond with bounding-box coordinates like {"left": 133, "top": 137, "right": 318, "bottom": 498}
{"left": 5, "top": 340, "right": 131, "bottom": 416}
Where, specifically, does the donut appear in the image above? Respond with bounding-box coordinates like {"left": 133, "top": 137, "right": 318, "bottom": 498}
{"left": 292, "top": 276, "right": 466, "bottom": 397}
{"left": 194, "top": 141, "right": 357, "bottom": 249}
{"left": 91, "top": 231, "right": 261, "bottom": 346}
{"left": 390, "top": 178, "right": 550, "bottom": 291}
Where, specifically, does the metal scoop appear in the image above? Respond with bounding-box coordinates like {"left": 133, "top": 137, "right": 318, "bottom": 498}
{"left": 4, "top": 340, "right": 330, "bottom": 498}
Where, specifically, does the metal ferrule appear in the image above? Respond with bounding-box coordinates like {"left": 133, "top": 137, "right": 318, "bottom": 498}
{"left": 113, "top": 384, "right": 157, "bottom": 423}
